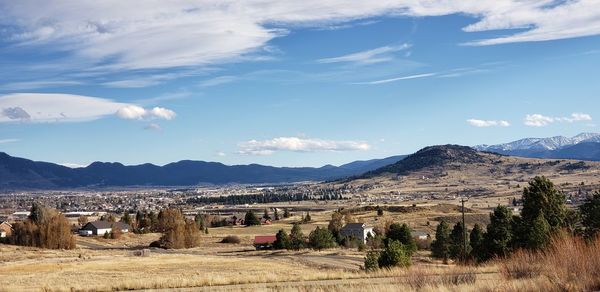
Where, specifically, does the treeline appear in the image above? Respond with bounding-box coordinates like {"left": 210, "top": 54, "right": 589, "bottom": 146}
{"left": 9, "top": 203, "right": 75, "bottom": 249}
{"left": 430, "top": 176, "right": 600, "bottom": 263}
{"left": 186, "top": 193, "right": 346, "bottom": 205}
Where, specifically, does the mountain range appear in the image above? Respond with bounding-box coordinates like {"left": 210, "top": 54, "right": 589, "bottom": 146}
{"left": 474, "top": 133, "right": 600, "bottom": 161}
{"left": 0, "top": 152, "right": 406, "bottom": 190}
{"left": 2, "top": 133, "right": 600, "bottom": 189}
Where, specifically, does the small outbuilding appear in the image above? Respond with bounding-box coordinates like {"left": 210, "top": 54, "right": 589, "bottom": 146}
{"left": 254, "top": 235, "right": 277, "bottom": 249}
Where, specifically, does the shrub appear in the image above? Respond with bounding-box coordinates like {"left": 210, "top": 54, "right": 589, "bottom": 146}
{"left": 364, "top": 251, "right": 380, "bottom": 271}
{"left": 220, "top": 235, "right": 241, "bottom": 244}
{"left": 378, "top": 240, "right": 411, "bottom": 268}
{"left": 308, "top": 227, "right": 336, "bottom": 250}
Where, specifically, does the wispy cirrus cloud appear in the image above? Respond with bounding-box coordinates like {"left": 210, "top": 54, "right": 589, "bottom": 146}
{"left": 238, "top": 137, "right": 370, "bottom": 155}
{"left": 467, "top": 119, "right": 510, "bottom": 128}
{"left": 524, "top": 113, "right": 592, "bottom": 127}
{"left": 0, "top": 93, "right": 175, "bottom": 123}
{"left": 353, "top": 73, "right": 436, "bottom": 85}
{"left": 1, "top": 1, "right": 598, "bottom": 75}
{"left": 0, "top": 138, "right": 20, "bottom": 144}
{"left": 317, "top": 44, "right": 411, "bottom": 65}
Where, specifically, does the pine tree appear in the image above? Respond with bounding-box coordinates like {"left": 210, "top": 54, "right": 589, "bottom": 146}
{"left": 304, "top": 212, "right": 312, "bottom": 223}
{"left": 449, "top": 222, "right": 470, "bottom": 260}
{"left": 431, "top": 221, "right": 450, "bottom": 261}
{"left": 484, "top": 206, "right": 513, "bottom": 259}
{"left": 581, "top": 191, "right": 600, "bottom": 239}
{"left": 273, "top": 229, "right": 290, "bottom": 249}
{"left": 308, "top": 227, "right": 336, "bottom": 250}
{"left": 289, "top": 223, "right": 305, "bottom": 250}
{"left": 274, "top": 208, "right": 280, "bottom": 221}
{"left": 387, "top": 223, "right": 417, "bottom": 255}
{"left": 522, "top": 176, "right": 566, "bottom": 231}
{"left": 376, "top": 206, "right": 384, "bottom": 216}
{"left": 526, "top": 212, "right": 550, "bottom": 249}
{"left": 244, "top": 210, "right": 261, "bottom": 226}
{"left": 283, "top": 208, "right": 290, "bottom": 218}
{"left": 469, "top": 224, "right": 485, "bottom": 262}
{"left": 121, "top": 210, "right": 132, "bottom": 225}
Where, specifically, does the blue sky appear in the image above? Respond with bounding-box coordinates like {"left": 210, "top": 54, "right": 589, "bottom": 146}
{"left": 0, "top": 1, "right": 599, "bottom": 167}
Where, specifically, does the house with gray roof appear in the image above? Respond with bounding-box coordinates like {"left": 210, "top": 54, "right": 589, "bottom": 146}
{"left": 340, "top": 223, "right": 374, "bottom": 244}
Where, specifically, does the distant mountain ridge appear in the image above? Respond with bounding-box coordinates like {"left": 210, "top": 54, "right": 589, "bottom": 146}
{"left": 474, "top": 133, "right": 600, "bottom": 161}
{"left": 0, "top": 152, "right": 406, "bottom": 189}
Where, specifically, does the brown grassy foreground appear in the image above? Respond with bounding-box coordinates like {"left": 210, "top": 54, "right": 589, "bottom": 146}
{"left": 499, "top": 234, "right": 600, "bottom": 291}
{"left": 0, "top": 234, "right": 598, "bottom": 291}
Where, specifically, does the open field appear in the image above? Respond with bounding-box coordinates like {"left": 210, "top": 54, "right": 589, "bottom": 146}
{"left": 1, "top": 196, "right": 598, "bottom": 291}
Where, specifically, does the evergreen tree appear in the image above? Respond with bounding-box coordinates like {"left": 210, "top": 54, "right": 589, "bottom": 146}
{"left": 449, "top": 222, "right": 470, "bottom": 260}
{"left": 274, "top": 208, "right": 280, "bottom": 221}
{"left": 378, "top": 240, "right": 411, "bottom": 268}
{"left": 469, "top": 224, "right": 485, "bottom": 262}
{"left": 289, "top": 223, "right": 305, "bottom": 250}
{"left": 283, "top": 208, "right": 290, "bottom": 218}
{"left": 273, "top": 229, "right": 290, "bottom": 249}
{"left": 387, "top": 223, "right": 417, "bottom": 255}
{"left": 522, "top": 176, "right": 566, "bottom": 231}
{"left": 581, "top": 191, "right": 600, "bottom": 239}
{"left": 431, "top": 221, "right": 450, "bottom": 261}
{"left": 244, "top": 210, "right": 261, "bottom": 226}
{"left": 364, "top": 250, "right": 380, "bottom": 271}
{"left": 308, "top": 227, "right": 336, "bottom": 250}
{"left": 484, "top": 206, "right": 513, "bottom": 259}
{"left": 526, "top": 212, "right": 551, "bottom": 249}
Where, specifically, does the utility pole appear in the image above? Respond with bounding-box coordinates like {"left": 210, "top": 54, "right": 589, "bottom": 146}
{"left": 461, "top": 197, "right": 468, "bottom": 263}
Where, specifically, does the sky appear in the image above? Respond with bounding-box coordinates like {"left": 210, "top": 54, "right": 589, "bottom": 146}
{"left": 0, "top": 1, "right": 600, "bottom": 168}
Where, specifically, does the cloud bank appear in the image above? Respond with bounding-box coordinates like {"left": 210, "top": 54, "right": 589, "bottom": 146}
{"left": 0, "top": 93, "right": 175, "bottom": 123}
{"left": 238, "top": 137, "right": 371, "bottom": 155}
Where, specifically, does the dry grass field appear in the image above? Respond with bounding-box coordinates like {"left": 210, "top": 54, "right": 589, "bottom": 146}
{"left": 1, "top": 198, "right": 598, "bottom": 291}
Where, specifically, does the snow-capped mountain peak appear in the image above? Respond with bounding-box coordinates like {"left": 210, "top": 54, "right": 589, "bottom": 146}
{"left": 474, "top": 133, "right": 600, "bottom": 152}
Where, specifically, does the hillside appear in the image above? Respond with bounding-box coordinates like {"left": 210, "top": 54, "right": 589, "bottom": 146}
{"left": 336, "top": 145, "right": 600, "bottom": 199}
{"left": 0, "top": 152, "right": 405, "bottom": 189}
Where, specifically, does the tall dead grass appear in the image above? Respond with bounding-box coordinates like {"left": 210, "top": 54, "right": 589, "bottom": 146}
{"left": 500, "top": 234, "right": 600, "bottom": 291}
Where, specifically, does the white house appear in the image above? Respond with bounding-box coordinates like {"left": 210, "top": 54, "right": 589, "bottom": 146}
{"left": 340, "top": 223, "right": 374, "bottom": 244}
{"left": 79, "top": 221, "right": 131, "bottom": 236}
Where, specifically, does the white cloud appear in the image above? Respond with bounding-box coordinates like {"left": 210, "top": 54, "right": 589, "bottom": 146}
{"left": 317, "top": 44, "right": 410, "bottom": 65}
{"left": 238, "top": 137, "right": 371, "bottom": 155}
{"left": 524, "top": 114, "right": 555, "bottom": 127}
{"left": 557, "top": 113, "right": 593, "bottom": 123}
{"left": 467, "top": 119, "right": 510, "bottom": 127}
{"left": 116, "top": 105, "right": 176, "bottom": 121}
{"left": 0, "top": 93, "right": 175, "bottom": 123}
{"left": 354, "top": 73, "right": 436, "bottom": 85}
{"left": 1, "top": 1, "right": 598, "bottom": 72}
{"left": 0, "top": 138, "right": 20, "bottom": 144}
{"left": 524, "top": 113, "right": 593, "bottom": 127}
{"left": 216, "top": 151, "right": 226, "bottom": 157}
